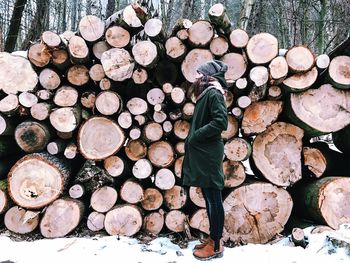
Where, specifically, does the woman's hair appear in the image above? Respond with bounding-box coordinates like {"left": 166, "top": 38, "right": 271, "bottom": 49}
{"left": 191, "top": 75, "right": 217, "bottom": 98}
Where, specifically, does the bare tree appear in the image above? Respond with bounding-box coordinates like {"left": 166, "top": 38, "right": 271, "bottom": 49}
{"left": 4, "top": 0, "right": 28, "bottom": 52}
{"left": 71, "top": 0, "right": 77, "bottom": 31}
{"left": 105, "top": 0, "right": 115, "bottom": 18}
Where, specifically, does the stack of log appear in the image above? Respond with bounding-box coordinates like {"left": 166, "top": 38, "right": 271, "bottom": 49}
{"left": 0, "top": 2, "right": 350, "bottom": 245}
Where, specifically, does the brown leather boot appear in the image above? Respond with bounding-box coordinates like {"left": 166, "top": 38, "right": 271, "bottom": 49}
{"left": 193, "top": 237, "right": 210, "bottom": 250}
{"left": 193, "top": 238, "right": 224, "bottom": 260}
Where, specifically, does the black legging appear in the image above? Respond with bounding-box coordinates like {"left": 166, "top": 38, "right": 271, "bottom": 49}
{"left": 202, "top": 188, "right": 224, "bottom": 249}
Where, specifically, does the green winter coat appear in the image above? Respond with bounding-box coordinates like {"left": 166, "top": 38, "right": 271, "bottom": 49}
{"left": 182, "top": 86, "right": 228, "bottom": 190}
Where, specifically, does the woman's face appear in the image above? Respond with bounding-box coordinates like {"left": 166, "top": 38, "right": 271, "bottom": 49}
{"left": 195, "top": 71, "right": 203, "bottom": 79}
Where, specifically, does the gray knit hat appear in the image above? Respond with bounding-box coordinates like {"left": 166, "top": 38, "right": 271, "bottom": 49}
{"left": 197, "top": 60, "right": 228, "bottom": 88}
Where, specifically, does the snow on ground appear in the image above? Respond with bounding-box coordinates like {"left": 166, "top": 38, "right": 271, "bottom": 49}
{"left": 0, "top": 225, "right": 349, "bottom": 263}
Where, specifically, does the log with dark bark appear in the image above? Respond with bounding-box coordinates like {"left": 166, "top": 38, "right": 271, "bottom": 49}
{"left": 8, "top": 152, "right": 71, "bottom": 209}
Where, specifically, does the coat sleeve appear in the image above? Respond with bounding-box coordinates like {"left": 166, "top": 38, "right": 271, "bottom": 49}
{"left": 191, "top": 89, "right": 228, "bottom": 143}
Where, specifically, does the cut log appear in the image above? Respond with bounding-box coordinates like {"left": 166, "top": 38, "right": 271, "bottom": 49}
{"left": 0, "top": 94, "right": 19, "bottom": 115}
{"left": 120, "top": 179, "right": 143, "bottom": 204}
{"left": 221, "top": 53, "right": 247, "bottom": 82}
{"left": 75, "top": 160, "right": 114, "bottom": 193}
{"left": 134, "top": 114, "right": 148, "bottom": 125}
{"left": 36, "top": 89, "right": 53, "bottom": 101}
{"left": 95, "top": 91, "right": 122, "bottom": 115}
{"left": 81, "top": 91, "right": 96, "bottom": 109}
{"left": 181, "top": 49, "right": 214, "bottom": 83}
{"left": 64, "top": 142, "right": 78, "bottom": 159}
{"left": 267, "top": 86, "right": 282, "bottom": 100}
{"left": 165, "top": 37, "right": 187, "bottom": 62}
{"left": 147, "top": 88, "right": 165, "bottom": 106}
{"left": 0, "top": 52, "right": 38, "bottom": 94}
{"left": 68, "top": 36, "right": 89, "bottom": 64}
{"left": 104, "top": 204, "right": 143, "bottom": 236}
{"left": 248, "top": 66, "right": 269, "bottom": 102}
{"left": 52, "top": 49, "right": 70, "bottom": 70}
{"left": 269, "top": 56, "right": 288, "bottom": 84}
{"left": 174, "top": 120, "right": 190, "bottom": 140}
{"left": 28, "top": 43, "right": 51, "bottom": 67}
{"left": 4, "top": 206, "right": 39, "bottom": 234}
{"left": 176, "top": 29, "right": 189, "bottom": 41}
{"left": 0, "top": 187, "right": 8, "bottom": 214}
{"left": 0, "top": 114, "right": 14, "bottom": 136}
{"left": 91, "top": 186, "right": 118, "bottom": 213}
{"left": 69, "top": 183, "right": 85, "bottom": 199}
{"left": 163, "top": 83, "right": 174, "bottom": 96}
{"left": 129, "top": 126, "right": 141, "bottom": 140}
{"left": 39, "top": 68, "right": 61, "bottom": 90}
{"left": 190, "top": 208, "right": 209, "bottom": 235}
{"left": 153, "top": 110, "right": 167, "bottom": 123}
{"left": 8, "top": 152, "right": 71, "bottom": 209}
{"left": 143, "top": 210, "right": 164, "bottom": 235}
{"left": 101, "top": 48, "right": 134, "bottom": 81}
{"left": 125, "top": 139, "right": 147, "bottom": 161}
{"left": 165, "top": 210, "right": 187, "bottom": 233}
{"left": 288, "top": 84, "right": 350, "bottom": 135}
{"left": 132, "top": 68, "right": 148, "bottom": 84}
{"left": 93, "top": 41, "right": 111, "bottom": 60}
{"left": 143, "top": 121, "right": 163, "bottom": 143}
{"left": 41, "top": 31, "right": 61, "bottom": 48}
{"left": 40, "top": 198, "right": 85, "bottom": 238}
{"left": 118, "top": 5, "right": 143, "bottom": 33}
{"left": 224, "top": 138, "right": 252, "bottom": 161}
{"left": 188, "top": 20, "right": 214, "bottom": 47}
{"left": 221, "top": 115, "right": 239, "bottom": 141}
{"left": 67, "top": 65, "right": 90, "bottom": 86}
{"left": 79, "top": 15, "right": 105, "bottom": 42}
{"left": 53, "top": 86, "right": 78, "bottom": 107}
{"left": 171, "top": 18, "right": 192, "bottom": 36}
{"left": 242, "top": 100, "right": 283, "bottom": 136}
{"left": 252, "top": 122, "right": 304, "bottom": 187}
{"left": 286, "top": 46, "right": 315, "bottom": 73}
{"left": 162, "top": 120, "right": 173, "bottom": 135}
{"left": 210, "top": 36, "right": 229, "bottom": 57}
{"left": 14, "top": 121, "right": 51, "bottom": 153}
{"left": 175, "top": 142, "right": 185, "bottom": 156}
{"left": 141, "top": 188, "right": 163, "bottom": 211}
{"left": 229, "top": 29, "right": 249, "bottom": 48}
{"left": 189, "top": 187, "right": 206, "bottom": 208}
{"left": 105, "top": 26, "right": 130, "bottom": 48}
{"left": 291, "top": 228, "right": 308, "bottom": 248}
{"left": 182, "top": 102, "right": 195, "bottom": 120}
{"left": 127, "top": 97, "right": 148, "bottom": 115}
{"left": 148, "top": 141, "right": 175, "bottom": 168}
{"left": 282, "top": 67, "right": 318, "bottom": 92}
{"left": 132, "top": 158, "right": 152, "bottom": 180}
{"left": 246, "top": 33, "right": 278, "bottom": 65}
{"left": 132, "top": 41, "right": 158, "bottom": 68}
{"left": 99, "top": 78, "right": 111, "bottom": 90}
{"left": 223, "top": 160, "right": 246, "bottom": 188}
{"left": 174, "top": 156, "right": 184, "bottom": 178}
{"left": 223, "top": 182, "right": 293, "bottom": 244}
{"left": 316, "top": 54, "right": 330, "bottom": 71}
{"left": 302, "top": 146, "right": 326, "bottom": 178}
{"left": 46, "top": 139, "right": 67, "bottom": 155}
{"left": 164, "top": 185, "right": 188, "bottom": 210}
{"left": 18, "top": 92, "right": 38, "bottom": 108}
{"left": 89, "top": 64, "right": 105, "bottom": 82}
{"left": 87, "top": 211, "right": 105, "bottom": 231}
{"left": 155, "top": 168, "right": 176, "bottom": 190}
{"left": 171, "top": 87, "right": 186, "bottom": 105}
{"left": 231, "top": 107, "right": 243, "bottom": 119}
{"left": 328, "top": 56, "right": 350, "bottom": 89}
{"left": 208, "top": 3, "right": 231, "bottom": 34}
{"left": 104, "top": 156, "right": 126, "bottom": 178}
{"left": 50, "top": 106, "right": 81, "bottom": 132}
{"left": 292, "top": 177, "right": 350, "bottom": 229}
{"left": 78, "top": 116, "right": 125, "bottom": 160}
{"left": 145, "top": 18, "right": 165, "bottom": 41}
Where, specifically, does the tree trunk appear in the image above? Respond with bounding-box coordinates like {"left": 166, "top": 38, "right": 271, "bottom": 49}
{"left": 141, "top": 188, "right": 163, "bottom": 211}
{"left": 181, "top": 49, "right": 214, "bottom": 83}
{"left": 282, "top": 67, "right": 318, "bottom": 92}
{"left": 87, "top": 211, "right": 105, "bottom": 231}
{"left": 148, "top": 141, "right": 175, "bottom": 168}
{"left": 285, "top": 46, "right": 315, "bottom": 73}
{"left": 224, "top": 137, "right": 252, "bottom": 161}
{"left": 246, "top": 33, "right": 278, "bottom": 64}
{"left": 188, "top": 20, "right": 214, "bottom": 47}
{"left": 95, "top": 91, "right": 122, "bottom": 116}
{"left": 120, "top": 179, "right": 144, "bottom": 204}
{"left": 164, "top": 185, "right": 188, "bottom": 210}
{"left": 101, "top": 48, "right": 135, "bottom": 81}
{"left": 221, "top": 53, "right": 247, "bottom": 82}
{"left": 328, "top": 56, "right": 350, "bottom": 89}
{"left": 165, "top": 209, "right": 187, "bottom": 232}
{"left": 155, "top": 168, "right": 176, "bottom": 190}
{"left": 208, "top": 3, "right": 231, "bottom": 34}
{"left": 90, "top": 186, "right": 118, "bottom": 213}
{"left": 79, "top": 15, "right": 105, "bottom": 42}
{"left": 223, "top": 160, "right": 246, "bottom": 188}
{"left": 4, "top": 206, "right": 39, "bottom": 234}
{"left": 4, "top": 0, "right": 28, "bottom": 52}
{"left": 239, "top": 0, "right": 256, "bottom": 31}
{"left": 143, "top": 210, "right": 164, "bottom": 235}
{"left": 190, "top": 208, "right": 209, "bottom": 235}
{"left": 229, "top": 29, "right": 249, "bottom": 48}
{"left": 189, "top": 187, "right": 206, "bottom": 208}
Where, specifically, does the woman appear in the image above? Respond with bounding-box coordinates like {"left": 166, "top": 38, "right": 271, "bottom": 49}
{"left": 182, "top": 60, "right": 228, "bottom": 260}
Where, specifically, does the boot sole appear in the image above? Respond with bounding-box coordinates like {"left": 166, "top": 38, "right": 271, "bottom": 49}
{"left": 193, "top": 252, "right": 223, "bottom": 261}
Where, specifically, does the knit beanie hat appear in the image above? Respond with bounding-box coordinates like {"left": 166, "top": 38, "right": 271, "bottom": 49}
{"left": 197, "top": 60, "right": 228, "bottom": 88}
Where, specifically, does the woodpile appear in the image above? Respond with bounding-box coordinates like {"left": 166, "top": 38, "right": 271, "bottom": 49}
{"left": 0, "top": 2, "right": 350, "bottom": 245}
